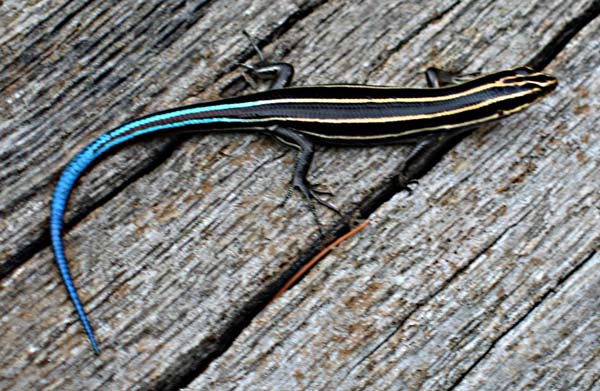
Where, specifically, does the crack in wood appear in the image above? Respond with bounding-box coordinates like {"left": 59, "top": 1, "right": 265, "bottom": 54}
{"left": 342, "top": 214, "right": 525, "bottom": 380}
{"left": 0, "top": 138, "right": 181, "bottom": 279}
{"left": 527, "top": 0, "right": 600, "bottom": 70}
{"left": 446, "top": 249, "right": 598, "bottom": 390}
{"left": 2, "top": 0, "right": 598, "bottom": 389}
{"left": 148, "top": 2, "right": 600, "bottom": 389}
{"left": 0, "top": 1, "right": 328, "bottom": 281}
{"left": 363, "top": 0, "right": 462, "bottom": 81}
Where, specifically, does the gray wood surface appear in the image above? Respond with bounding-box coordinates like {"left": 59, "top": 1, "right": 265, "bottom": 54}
{"left": 1, "top": 1, "right": 598, "bottom": 390}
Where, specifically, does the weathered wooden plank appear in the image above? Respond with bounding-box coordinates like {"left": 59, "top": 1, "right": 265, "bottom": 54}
{"left": 0, "top": 0, "right": 324, "bottom": 274}
{"left": 0, "top": 0, "right": 596, "bottom": 390}
{"left": 454, "top": 252, "right": 600, "bottom": 391}
{"left": 2, "top": 0, "right": 455, "bottom": 388}
{"left": 187, "top": 9, "right": 600, "bottom": 391}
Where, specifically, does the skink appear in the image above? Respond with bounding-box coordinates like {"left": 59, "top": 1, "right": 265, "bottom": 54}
{"left": 50, "top": 56, "right": 557, "bottom": 353}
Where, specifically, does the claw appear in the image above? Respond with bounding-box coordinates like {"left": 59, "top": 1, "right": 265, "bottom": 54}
{"left": 399, "top": 178, "right": 419, "bottom": 195}
{"left": 293, "top": 176, "right": 341, "bottom": 215}
{"left": 238, "top": 65, "right": 259, "bottom": 89}
{"left": 242, "top": 30, "right": 266, "bottom": 63}
{"left": 308, "top": 188, "right": 341, "bottom": 215}
{"left": 310, "top": 183, "right": 336, "bottom": 197}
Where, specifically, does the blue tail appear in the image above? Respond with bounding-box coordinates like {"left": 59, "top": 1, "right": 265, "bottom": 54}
{"left": 49, "top": 104, "right": 246, "bottom": 353}
{"left": 51, "top": 148, "right": 101, "bottom": 354}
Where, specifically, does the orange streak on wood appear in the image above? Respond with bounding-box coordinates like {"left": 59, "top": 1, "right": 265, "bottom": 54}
{"left": 271, "top": 220, "right": 370, "bottom": 301}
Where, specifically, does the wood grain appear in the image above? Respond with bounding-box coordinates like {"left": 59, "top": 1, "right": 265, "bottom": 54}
{"left": 0, "top": 0, "right": 325, "bottom": 274}
{"left": 188, "top": 9, "right": 600, "bottom": 391}
{"left": 0, "top": 0, "right": 597, "bottom": 390}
